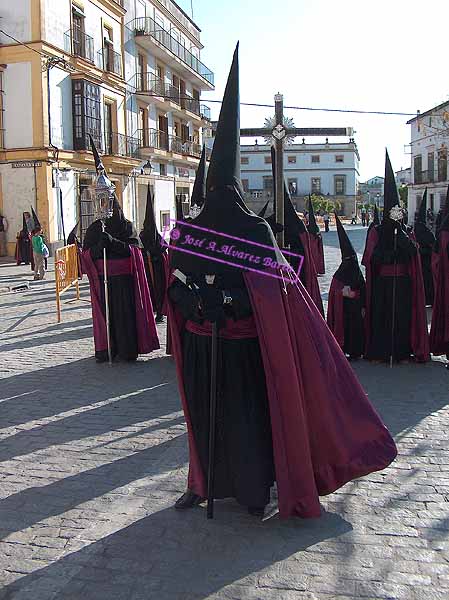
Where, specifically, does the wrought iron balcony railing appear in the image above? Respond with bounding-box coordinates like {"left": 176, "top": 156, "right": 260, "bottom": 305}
{"left": 98, "top": 47, "right": 123, "bottom": 77}
{"left": 136, "top": 128, "right": 202, "bottom": 159}
{"left": 104, "top": 132, "right": 140, "bottom": 158}
{"left": 135, "top": 73, "right": 180, "bottom": 105}
{"left": 200, "top": 104, "right": 211, "bottom": 120}
{"left": 64, "top": 26, "right": 95, "bottom": 63}
{"left": 415, "top": 170, "right": 435, "bottom": 185}
{"left": 133, "top": 17, "right": 214, "bottom": 85}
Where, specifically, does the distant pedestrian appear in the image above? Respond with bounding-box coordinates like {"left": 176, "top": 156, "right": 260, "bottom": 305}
{"left": 350, "top": 212, "right": 356, "bottom": 225}
{"left": 0, "top": 213, "right": 8, "bottom": 256}
{"left": 366, "top": 211, "right": 371, "bottom": 227}
{"left": 24, "top": 211, "right": 34, "bottom": 233}
{"left": 31, "top": 226, "right": 48, "bottom": 280}
{"left": 361, "top": 207, "right": 367, "bottom": 227}
{"left": 323, "top": 212, "right": 330, "bottom": 232}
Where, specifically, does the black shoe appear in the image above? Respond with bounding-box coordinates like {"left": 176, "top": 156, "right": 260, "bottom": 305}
{"left": 175, "top": 491, "right": 205, "bottom": 510}
{"left": 248, "top": 506, "right": 266, "bottom": 517}
{"left": 155, "top": 314, "right": 165, "bottom": 324}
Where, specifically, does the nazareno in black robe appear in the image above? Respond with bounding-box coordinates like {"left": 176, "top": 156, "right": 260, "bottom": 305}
{"left": 83, "top": 214, "right": 142, "bottom": 362}
{"left": 169, "top": 272, "right": 275, "bottom": 507}
{"left": 365, "top": 221, "right": 417, "bottom": 362}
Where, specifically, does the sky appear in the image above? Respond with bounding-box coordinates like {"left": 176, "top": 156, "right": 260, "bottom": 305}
{"left": 175, "top": 0, "right": 449, "bottom": 181}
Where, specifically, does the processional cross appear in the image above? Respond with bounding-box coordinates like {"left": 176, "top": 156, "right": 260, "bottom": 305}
{"left": 240, "top": 94, "right": 353, "bottom": 247}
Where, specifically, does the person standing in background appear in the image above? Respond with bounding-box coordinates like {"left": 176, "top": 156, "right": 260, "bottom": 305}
{"left": 323, "top": 212, "right": 330, "bottom": 233}
{"left": 0, "top": 213, "right": 8, "bottom": 256}
{"left": 361, "top": 207, "right": 367, "bottom": 227}
{"left": 31, "top": 226, "right": 48, "bottom": 280}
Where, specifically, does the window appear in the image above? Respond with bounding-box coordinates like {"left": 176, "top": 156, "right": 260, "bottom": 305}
{"left": 311, "top": 178, "right": 321, "bottom": 193}
{"left": 242, "top": 179, "right": 249, "bottom": 192}
{"left": 427, "top": 152, "right": 434, "bottom": 182}
{"left": 103, "top": 102, "right": 113, "bottom": 153}
{"left": 311, "top": 155, "right": 320, "bottom": 163}
{"left": 241, "top": 156, "right": 249, "bottom": 165}
{"left": 288, "top": 155, "right": 296, "bottom": 164}
{"left": 160, "top": 211, "right": 170, "bottom": 230}
{"left": 138, "top": 54, "right": 146, "bottom": 90}
{"left": 438, "top": 148, "right": 447, "bottom": 182}
{"left": 72, "top": 80, "right": 102, "bottom": 151}
{"left": 414, "top": 155, "right": 423, "bottom": 184}
{"left": 160, "top": 163, "right": 167, "bottom": 176}
{"left": 263, "top": 176, "right": 273, "bottom": 191}
{"left": 335, "top": 175, "right": 346, "bottom": 195}
{"left": 264, "top": 156, "right": 271, "bottom": 164}
{"left": 288, "top": 179, "right": 298, "bottom": 196}
{"left": 335, "top": 155, "right": 344, "bottom": 163}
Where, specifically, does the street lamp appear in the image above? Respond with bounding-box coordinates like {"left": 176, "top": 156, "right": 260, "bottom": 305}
{"left": 141, "top": 160, "right": 153, "bottom": 176}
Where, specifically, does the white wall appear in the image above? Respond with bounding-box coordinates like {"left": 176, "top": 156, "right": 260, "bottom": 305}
{"left": 3, "top": 62, "right": 33, "bottom": 149}
{"left": 0, "top": 164, "right": 36, "bottom": 246}
{"left": 49, "top": 67, "right": 73, "bottom": 150}
{"left": 55, "top": 170, "right": 77, "bottom": 241}
{"left": 0, "top": 0, "right": 31, "bottom": 44}
{"left": 42, "top": 0, "right": 71, "bottom": 50}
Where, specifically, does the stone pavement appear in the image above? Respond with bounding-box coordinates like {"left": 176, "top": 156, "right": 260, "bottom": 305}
{"left": 0, "top": 227, "right": 448, "bottom": 600}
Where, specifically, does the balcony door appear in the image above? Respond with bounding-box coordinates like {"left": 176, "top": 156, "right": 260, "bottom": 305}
{"left": 138, "top": 54, "right": 146, "bottom": 91}
{"left": 72, "top": 6, "right": 85, "bottom": 57}
{"left": 139, "top": 107, "right": 148, "bottom": 146}
{"left": 104, "top": 102, "right": 113, "bottom": 154}
{"left": 180, "top": 79, "right": 186, "bottom": 109}
{"left": 158, "top": 115, "right": 169, "bottom": 150}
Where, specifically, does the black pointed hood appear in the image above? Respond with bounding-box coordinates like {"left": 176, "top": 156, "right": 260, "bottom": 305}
{"left": 191, "top": 145, "right": 207, "bottom": 209}
{"left": 206, "top": 43, "right": 243, "bottom": 197}
{"left": 416, "top": 188, "right": 428, "bottom": 224}
{"left": 89, "top": 134, "right": 104, "bottom": 172}
{"left": 307, "top": 196, "right": 320, "bottom": 236}
{"left": 335, "top": 213, "right": 356, "bottom": 259}
{"left": 382, "top": 149, "right": 400, "bottom": 221}
{"left": 169, "top": 43, "right": 287, "bottom": 279}
{"left": 67, "top": 221, "right": 80, "bottom": 245}
{"left": 258, "top": 200, "right": 270, "bottom": 218}
{"left": 140, "top": 185, "right": 163, "bottom": 253}
{"left": 31, "top": 207, "right": 41, "bottom": 230}
{"left": 21, "top": 213, "right": 28, "bottom": 234}
{"left": 334, "top": 213, "right": 364, "bottom": 288}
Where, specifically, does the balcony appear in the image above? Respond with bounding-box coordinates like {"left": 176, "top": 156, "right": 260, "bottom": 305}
{"left": 64, "top": 26, "right": 95, "bottom": 63}
{"left": 104, "top": 132, "right": 140, "bottom": 159}
{"left": 414, "top": 170, "right": 435, "bottom": 185}
{"left": 200, "top": 104, "right": 211, "bottom": 120}
{"left": 98, "top": 47, "right": 123, "bottom": 77}
{"left": 136, "top": 128, "right": 202, "bottom": 159}
{"left": 133, "top": 73, "right": 181, "bottom": 106}
{"left": 131, "top": 17, "right": 214, "bottom": 88}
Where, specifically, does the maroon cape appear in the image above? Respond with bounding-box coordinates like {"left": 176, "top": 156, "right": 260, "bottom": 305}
{"left": 309, "top": 234, "right": 325, "bottom": 275}
{"left": 362, "top": 228, "right": 429, "bottom": 362}
{"left": 82, "top": 246, "right": 160, "bottom": 355}
{"left": 168, "top": 272, "right": 397, "bottom": 519}
{"left": 429, "top": 231, "right": 449, "bottom": 355}
{"left": 299, "top": 231, "right": 324, "bottom": 316}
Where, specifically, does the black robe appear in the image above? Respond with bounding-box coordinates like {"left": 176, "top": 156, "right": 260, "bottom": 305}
{"left": 414, "top": 222, "right": 435, "bottom": 306}
{"left": 15, "top": 231, "right": 32, "bottom": 265}
{"left": 168, "top": 272, "right": 275, "bottom": 508}
{"left": 366, "top": 225, "right": 417, "bottom": 362}
{"left": 83, "top": 219, "right": 141, "bottom": 362}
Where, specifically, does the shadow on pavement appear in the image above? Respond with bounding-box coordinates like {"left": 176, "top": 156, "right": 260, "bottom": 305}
{"left": 0, "top": 505, "right": 352, "bottom": 600}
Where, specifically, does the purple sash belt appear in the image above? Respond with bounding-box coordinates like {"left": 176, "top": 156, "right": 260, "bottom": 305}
{"left": 378, "top": 264, "right": 409, "bottom": 277}
{"left": 186, "top": 316, "right": 258, "bottom": 340}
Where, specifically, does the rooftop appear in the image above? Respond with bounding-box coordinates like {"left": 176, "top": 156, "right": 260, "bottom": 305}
{"left": 406, "top": 100, "right": 449, "bottom": 124}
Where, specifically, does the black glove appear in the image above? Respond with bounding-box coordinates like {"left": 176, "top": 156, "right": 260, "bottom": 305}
{"left": 197, "top": 282, "right": 226, "bottom": 325}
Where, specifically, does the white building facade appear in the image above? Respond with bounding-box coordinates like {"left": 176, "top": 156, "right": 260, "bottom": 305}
{"left": 0, "top": 0, "right": 213, "bottom": 255}
{"left": 240, "top": 140, "right": 360, "bottom": 216}
{"left": 407, "top": 101, "right": 449, "bottom": 222}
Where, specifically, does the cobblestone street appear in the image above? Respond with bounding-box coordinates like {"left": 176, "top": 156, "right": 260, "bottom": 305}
{"left": 0, "top": 226, "right": 448, "bottom": 600}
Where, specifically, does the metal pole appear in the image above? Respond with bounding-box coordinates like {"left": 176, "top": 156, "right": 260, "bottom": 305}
{"left": 274, "top": 93, "right": 284, "bottom": 247}
{"left": 102, "top": 221, "right": 113, "bottom": 366}
{"left": 207, "top": 320, "right": 218, "bottom": 519}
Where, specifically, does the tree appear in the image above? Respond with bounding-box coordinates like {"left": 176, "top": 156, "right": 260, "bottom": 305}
{"left": 307, "top": 194, "right": 342, "bottom": 215}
